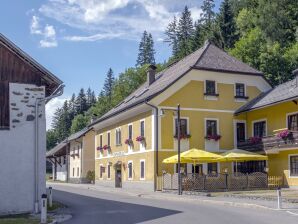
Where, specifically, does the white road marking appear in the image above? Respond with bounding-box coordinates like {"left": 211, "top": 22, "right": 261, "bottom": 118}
{"left": 286, "top": 211, "right": 298, "bottom": 216}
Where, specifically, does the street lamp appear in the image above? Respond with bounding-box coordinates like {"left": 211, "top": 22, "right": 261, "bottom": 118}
{"left": 160, "top": 104, "right": 182, "bottom": 195}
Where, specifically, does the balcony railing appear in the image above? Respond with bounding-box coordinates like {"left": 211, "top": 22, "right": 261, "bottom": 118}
{"left": 237, "top": 131, "right": 298, "bottom": 152}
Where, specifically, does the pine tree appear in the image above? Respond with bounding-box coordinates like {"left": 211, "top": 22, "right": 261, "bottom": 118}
{"left": 103, "top": 68, "right": 115, "bottom": 104}
{"left": 200, "top": 0, "right": 216, "bottom": 27}
{"left": 75, "top": 88, "right": 87, "bottom": 115}
{"left": 69, "top": 93, "right": 76, "bottom": 119}
{"left": 136, "top": 31, "right": 155, "bottom": 66}
{"left": 192, "top": 21, "right": 205, "bottom": 51}
{"left": 217, "top": 0, "right": 238, "bottom": 49}
{"left": 86, "top": 87, "right": 96, "bottom": 109}
{"left": 165, "top": 16, "right": 179, "bottom": 57}
{"left": 177, "top": 6, "right": 194, "bottom": 58}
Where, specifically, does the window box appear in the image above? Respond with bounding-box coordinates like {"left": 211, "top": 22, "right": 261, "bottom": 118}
{"left": 97, "top": 146, "right": 103, "bottom": 151}
{"left": 174, "top": 134, "right": 191, "bottom": 140}
{"left": 204, "top": 92, "right": 219, "bottom": 97}
{"left": 205, "top": 134, "right": 221, "bottom": 141}
{"left": 125, "top": 138, "right": 133, "bottom": 146}
{"left": 136, "top": 136, "right": 145, "bottom": 142}
{"left": 234, "top": 95, "right": 249, "bottom": 99}
{"left": 103, "top": 145, "right": 110, "bottom": 150}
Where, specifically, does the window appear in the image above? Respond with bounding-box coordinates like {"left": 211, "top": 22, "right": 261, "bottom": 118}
{"left": 236, "top": 122, "right": 246, "bottom": 142}
{"left": 63, "top": 156, "right": 66, "bottom": 165}
{"left": 115, "top": 128, "right": 121, "bottom": 145}
{"left": 128, "top": 161, "right": 133, "bottom": 179}
{"left": 140, "top": 160, "right": 145, "bottom": 180}
{"left": 207, "top": 163, "right": 218, "bottom": 175}
{"left": 99, "top": 166, "right": 104, "bottom": 178}
{"left": 73, "top": 168, "right": 75, "bottom": 177}
{"left": 175, "top": 118, "right": 188, "bottom": 136}
{"left": 128, "top": 124, "right": 133, "bottom": 139}
{"left": 205, "top": 80, "right": 216, "bottom": 95}
{"left": 77, "top": 167, "right": 79, "bottom": 177}
{"left": 140, "top": 120, "right": 145, "bottom": 137}
{"left": 253, "top": 121, "right": 266, "bottom": 137}
{"left": 192, "top": 164, "right": 203, "bottom": 174}
{"left": 175, "top": 164, "right": 187, "bottom": 174}
{"left": 107, "top": 164, "right": 111, "bottom": 179}
{"left": 235, "top": 83, "right": 245, "bottom": 97}
{"left": 206, "top": 120, "right": 217, "bottom": 136}
{"left": 290, "top": 155, "right": 298, "bottom": 176}
{"left": 99, "top": 135, "right": 103, "bottom": 147}
{"left": 234, "top": 161, "right": 266, "bottom": 174}
{"left": 288, "top": 114, "right": 298, "bottom": 131}
{"left": 107, "top": 132, "right": 111, "bottom": 146}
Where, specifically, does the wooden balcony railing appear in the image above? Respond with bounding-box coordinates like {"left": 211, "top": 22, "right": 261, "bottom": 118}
{"left": 237, "top": 131, "right": 298, "bottom": 152}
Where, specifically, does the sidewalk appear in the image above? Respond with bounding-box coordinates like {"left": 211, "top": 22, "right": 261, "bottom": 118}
{"left": 47, "top": 182, "right": 298, "bottom": 211}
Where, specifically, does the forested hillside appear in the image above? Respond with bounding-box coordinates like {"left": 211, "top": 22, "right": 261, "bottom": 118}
{"left": 47, "top": 0, "right": 298, "bottom": 150}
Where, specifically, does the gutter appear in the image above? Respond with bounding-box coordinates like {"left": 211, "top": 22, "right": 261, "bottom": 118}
{"left": 34, "top": 84, "right": 64, "bottom": 213}
{"left": 145, "top": 101, "right": 159, "bottom": 191}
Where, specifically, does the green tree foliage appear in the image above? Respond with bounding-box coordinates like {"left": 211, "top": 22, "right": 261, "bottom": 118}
{"left": 70, "top": 114, "right": 89, "bottom": 134}
{"left": 164, "top": 16, "right": 179, "bottom": 58}
{"left": 46, "top": 129, "right": 58, "bottom": 151}
{"left": 75, "top": 88, "right": 87, "bottom": 115}
{"left": 136, "top": 31, "right": 156, "bottom": 66}
{"left": 217, "top": 0, "right": 239, "bottom": 49}
{"left": 103, "top": 68, "right": 115, "bottom": 104}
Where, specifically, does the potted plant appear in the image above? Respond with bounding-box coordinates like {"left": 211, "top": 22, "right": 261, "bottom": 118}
{"left": 205, "top": 134, "right": 221, "bottom": 141}
{"left": 174, "top": 133, "right": 191, "bottom": 140}
{"left": 125, "top": 138, "right": 133, "bottom": 146}
{"left": 86, "top": 170, "right": 95, "bottom": 184}
{"left": 277, "top": 129, "right": 293, "bottom": 143}
{"left": 103, "top": 145, "right": 110, "bottom": 150}
{"left": 97, "top": 146, "right": 103, "bottom": 151}
{"left": 248, "top": 136, "right": 262, "bottom": 144}
{"left": 136, "top": 136, "right": 145, "bottom": 142}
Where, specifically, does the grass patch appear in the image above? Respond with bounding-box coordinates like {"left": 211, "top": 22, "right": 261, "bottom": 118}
{"left": 48, "top": 201, "right": 64, "bottom": 212}
{"left": 0, "top": 214, "right": 39, "bottom": 224}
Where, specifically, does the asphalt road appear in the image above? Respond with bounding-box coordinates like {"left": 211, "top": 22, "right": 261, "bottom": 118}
{"left": 52, "top": 186, "right": 298, "bottom": 224}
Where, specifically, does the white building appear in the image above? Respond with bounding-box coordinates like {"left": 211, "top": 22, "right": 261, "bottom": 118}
{"left": 0, "top": 34, "right": 63, "bottom": 214}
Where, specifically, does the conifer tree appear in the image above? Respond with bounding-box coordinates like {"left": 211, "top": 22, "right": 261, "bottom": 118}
{"left": 75, "top": 88, "right": 87, "bottom": 115}
{"left": 177, "top": 6, "right": 194, "bottom": 58}
{"left": 217, "top": 0, "right": 238, "bottom": 49}
{"left": 200, "top": 0, "right": 216, "bottom": 27}
{"left": 136, "top": 31, "right": 155, "bottom": 66}
{"left": 103, "top": 68, "right": 115, "bottom": 104}
{"left": 165, "top": 16, "right": 179, "bottom": 57}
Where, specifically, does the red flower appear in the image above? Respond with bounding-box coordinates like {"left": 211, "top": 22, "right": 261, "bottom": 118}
{"left": 125, "top": 139, "right": 133, "bottom": 145}
{"left": 248, "top": 136, "right": 262, "bottom": 144}
{"left": 103, "top": 145, "right": 110, "bottom": 150}
{"left": 136, "top": 136, "right": 145, "bottom": 142}
{"left": 205, "top": 134, "right": 221, "bottom": 141}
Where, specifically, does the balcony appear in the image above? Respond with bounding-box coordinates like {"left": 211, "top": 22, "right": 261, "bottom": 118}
{"left": 237, "top": 131, "right": 298, "bottom": 152}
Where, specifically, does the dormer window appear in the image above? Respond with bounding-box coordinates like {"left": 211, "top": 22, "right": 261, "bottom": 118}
{"left": 235, "top": 83, "right": 248, "bottom": 99}
{"left": 204, "top": 80, "right": 218, "bottom": 96}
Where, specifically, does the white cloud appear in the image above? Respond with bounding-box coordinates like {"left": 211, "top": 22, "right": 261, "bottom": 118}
{"left": 37, "top": 0, "right": 202, "bottom": 42}
{"left": 45, "top": 97, "right": 68, "bottom": 130}
{"left": 30, "top": 15, "right": 58, "bottom": 48}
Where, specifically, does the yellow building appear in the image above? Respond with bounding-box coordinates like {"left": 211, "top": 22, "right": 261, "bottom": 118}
{"left": 90, "top": 41, "right": 273, "bottom": 191}
{"left": 235, "top": 71, "right": 298, "bottom": 187}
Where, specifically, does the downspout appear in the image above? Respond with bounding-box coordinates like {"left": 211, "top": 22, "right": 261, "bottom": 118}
{"left": 34, "top": 84, "right": 64, "bottom": 213}
{"left": 145, "top": 101, "right": 159, "bottom": 191}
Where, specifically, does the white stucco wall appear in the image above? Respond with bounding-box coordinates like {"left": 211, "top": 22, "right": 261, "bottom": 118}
{"left": 69, "top": 140, "right": 82, "bottom": 179}
{"left": 52, "top": 156, "right": 67, "bottom": 181}
{"left": 0, "top": 83, "right": 46, "bottom": 214}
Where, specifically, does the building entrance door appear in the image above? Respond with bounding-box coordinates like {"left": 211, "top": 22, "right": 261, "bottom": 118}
{"left": 115, "top": 164, "right": 122, "bottom": 188}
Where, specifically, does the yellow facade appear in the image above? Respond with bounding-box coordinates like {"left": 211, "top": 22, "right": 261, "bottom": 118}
{"left": 239, "top": 101, "right": 298, "bottom": 186}
{"left": 94, "top": 69, "right": 271, "bottom": 189}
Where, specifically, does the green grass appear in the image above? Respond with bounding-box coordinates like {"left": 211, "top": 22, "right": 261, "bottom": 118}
{"left": 0, "top": 214, "right": 40, "bottom": 224}
{"left": 48, "top": 201, "right": 64, "bottom": 212}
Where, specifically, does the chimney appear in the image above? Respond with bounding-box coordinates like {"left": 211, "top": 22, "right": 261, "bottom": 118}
{"left": 147, "top": 64, "right": 157, "bottom": 85}
{"left": 293, "top": 69, "right": 298, "bottom": 87}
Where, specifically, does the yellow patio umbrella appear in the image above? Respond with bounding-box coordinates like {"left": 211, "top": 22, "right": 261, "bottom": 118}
{"left": 217, "top": 148, "right": 268, "bottom": 173}
{"left": 163, "top": 148, "right": 223, "bottom": 164}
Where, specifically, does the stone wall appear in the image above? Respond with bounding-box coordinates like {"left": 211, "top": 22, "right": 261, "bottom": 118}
{"left": 0, "top": 83, "right": 46, "bottom": 214}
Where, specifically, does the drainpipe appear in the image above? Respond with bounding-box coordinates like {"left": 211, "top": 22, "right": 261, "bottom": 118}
{"left": 34, "top": 84, "right": 64, "bottom": 213}
{"left": 145, "top": 101, "right": 159, "bottom": 191}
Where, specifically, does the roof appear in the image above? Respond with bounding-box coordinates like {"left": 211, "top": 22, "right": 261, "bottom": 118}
{"left": 46, "top": 140, "right": 68, "bottom": 157}
{"left": 235, "top": 78, "right": 298, "bottom": 114}
{"left": 67, "top": 127, "right": 91, "bottom": 141}
{"left": 0, "top": 33, "right": 63, "bottom": 94}
{"left": 46, "top": 127, "right": 92, "bottom": 157}
{"left": 91, "top": 41, "right": 266, "bottom": 126}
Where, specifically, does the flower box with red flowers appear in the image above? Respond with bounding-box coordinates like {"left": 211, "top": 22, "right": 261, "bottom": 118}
{"left": 277, "top": 130, "right": 292, "bottom": 140}
{"left": 103, "top": 145, "right": 110, "bottom": 150}
{"left": 205, "top": 134, "right": 221, "bottom": 141}
{"left": 174, "top": 134, "right": 191, "bottom": 140}
{"left": 136, "top": 136, "right": 145, "bottom": 142}
{"left": 248, "top": 136, "right": 262, "bottom": 144}
{"left": 97, "top": 146, "right": 103, "bottom": 151}
{"left": 125, "top": 139, "right": 133, "bottom": 145}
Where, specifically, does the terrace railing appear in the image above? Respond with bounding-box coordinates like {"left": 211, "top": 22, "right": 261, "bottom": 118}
{"left": 237, "top": 131, "right": 298, "bottom": 152}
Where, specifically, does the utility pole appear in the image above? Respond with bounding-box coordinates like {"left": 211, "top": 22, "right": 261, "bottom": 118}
{"left": 177, "top": 104, "right": 182, "bottom": 195}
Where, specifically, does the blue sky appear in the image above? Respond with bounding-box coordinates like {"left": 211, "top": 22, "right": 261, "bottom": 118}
{"left": 0, "top": 0, "right": 221, "bottom": 128}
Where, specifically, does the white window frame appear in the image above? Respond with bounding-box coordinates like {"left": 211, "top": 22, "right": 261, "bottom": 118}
{"left": 172, "top": 117, "right": 190, "bottom": 136}
{"left": 128, "top": 123, "right": 133, "bottom": 139}
{"left": 204, "top": 118, "right": 220, "bottom": 137}
{"left": 99, "top": 134, "right": 103, "bottom": 158}
{"left": 252, "top": 119, "right": 267, "bottom": 137}
{"left": 234, "top": 83, "right": 247, "bottom": 97}
{"left": 233, "top": 120, "right": 247, "bottom": 148}
{"left": 127, "top": 160, "right": 133, "bottom": 180}
{"left": 115, "top": 127, "right": 122, "bottom": 146}
{"left": 140, "top": 159, "right": 146, "bottom": 180}
{"left": 206, "top": 162, "right": 220, "bottom": 177}
{"left": 204, "top": 80, "right": 218, "bottom": 95}
{"left": 140, "top": 119, "right": 145, "bottom": 137}
{"left": 288, "top": 154, "right": 298, "bottom": 178}
{"left": 286, "top": 111, "right": 298, "bottom": 130}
